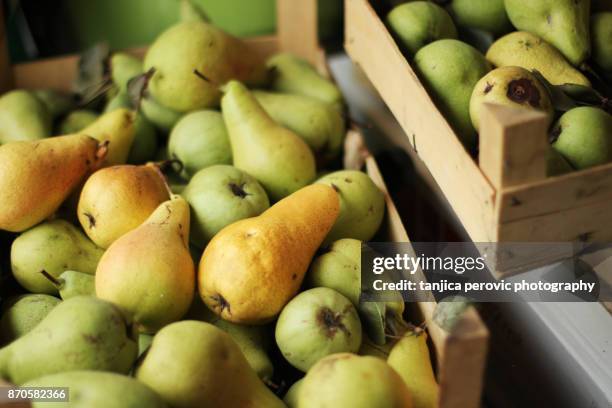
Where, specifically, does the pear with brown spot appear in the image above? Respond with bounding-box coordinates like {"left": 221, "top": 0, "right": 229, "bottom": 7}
{"left": 469, "top": 66, "right": 554, "bottom": 131}
{"left": 199, "top": 184, "right": 340, "bottom": 324}
{"left": 0, "top": 134, "right": 107, "bottom": 232}
{"left": 78, "top": 164, "right": 170, "bottom": 248}
{"left": 96, "top": 195, "right": 195, "bottom": 333}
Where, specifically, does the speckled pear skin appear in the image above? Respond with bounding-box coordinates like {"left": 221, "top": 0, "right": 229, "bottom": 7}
{"left": 0, "top": 134, "right": 106, "bottom": 232}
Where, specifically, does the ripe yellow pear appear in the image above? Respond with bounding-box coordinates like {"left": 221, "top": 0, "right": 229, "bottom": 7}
{"left": 78, "top": 164, "right": 170, "bottom": 248}
{"left": 81, "top": 108, "right": 136, "bottom": 165}
{"left": 199, "top": 184, "right": 340, "bottom": 324}
{"left": 387, "top": 332, "right": 439, "bottom": 408}
{"left": 0, "top": 134, "right": 106, "bottom": 232}
{"left": 96, "top": 195, "right": 195, "bottom": 333}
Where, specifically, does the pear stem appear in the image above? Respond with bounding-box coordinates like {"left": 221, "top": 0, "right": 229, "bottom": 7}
{"left": 40, "top": 270, "right": 63, "bottom": 288}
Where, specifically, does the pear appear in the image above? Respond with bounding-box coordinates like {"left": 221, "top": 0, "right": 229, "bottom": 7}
{"left": 141, "top": 96, "right": 183, "bottom": 132}
{"left": 504, "top": 0, "right": 590, "bottom": 66}
{"left": 448, "top": 0, "right": 511, "bottom": 36}
{"left": 81, "top": 108, "right": 136, "bottom": 166}
{"left": 32, "top": 89, "right": 74, "bottom": 119}
{"left": 221, "top": 80, "right": 316, "bottom": 201}
{"left": 105, "top": 93, "right": 159, "bottom": 164}
{"left": 414, "top": 39, "right": 491, "bottom": 146}
{"left": 547, "top": 148, "right": 574, "bottom": 176}
{"left": 0, "top": 294, "right": 61, "bottom": 344}
{"left": 297, "top": 353, "right": 414, "bottom": 407}
{"left": 0, "top": 134, "right": 106, "bottom": 232}
{"left": 199, "top": 184, "right": 340, "bottom": 324}
{"left": 0, "top": 90, "right": 51, "bottom": 144}
{"left": 252, "top": 90, "right": 346, "bottom": 156}
{"left": 144, "top": 21, "right": 268, "bottom": 112}
{"left": 0, "top": 296, "right": 137, "bottom": 384}
{"left": 181, "top": 165, "right": 269, "bottom": 248}
{"left": 268, "top": 53, "right": 344, "bottom": 109}
{"left": 110, "top": 53, "right": 143, "bottom": 93}
{"left": 96, "top": 195, "right": 195, "bottom": 333}
{"left": 78, "top": 164, "right": 170, "bottom": 248}
{"left": 135, "top": 321, "right": 284, "bottom": 408}
{"left": 168, "top": 110, "right": 232, "bottom": 179}
{"left": 386, "top": 2, "right": 458, "bottom": 55}
{"left": 24, "top": 370, "right": 167, "bottom": 408}
{"left": 58, "top": 109, "right": 99, "bottom": 135}
{"left": 591, "top": 13, "right": 612, "bottom": 73}
{"left": 316, "top": 170, "right": 385, "bottom": 243}
{"left": 41, "top": 270, "right": 95, "bottom": 299}
{"left": 284, "top": 379, "right": 303, "bottom": 407}
{"left": 486, "top": 31, "right": 591, "bottom": 86}
{"left": 11, "top": 220, "right": 104, "bottom": 294}
{"left": 469, "top": 66, "right": 554, "bottom": 131}
{"left": 276, "top": 287, "right": 362, "bottom": 372}
{"left": 387, "top": 332, "right": 439, "bottom": 408}
{"left": 551, "top": 107, "right": 612, "bottom": 170}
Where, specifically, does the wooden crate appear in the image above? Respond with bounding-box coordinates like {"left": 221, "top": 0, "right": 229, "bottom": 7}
{"left": 345, "top": 0, "right": 612, "bottom": 248}
{"left": 0, "top": 1, "right": 488, "bottom": 407}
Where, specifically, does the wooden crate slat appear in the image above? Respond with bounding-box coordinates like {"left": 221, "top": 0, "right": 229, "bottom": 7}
{"left": 0, "top": 5, "right": 12, "bottom": 92}
{"left": 276, "top": 0, "right": 320, "bottom": 65}
{"left": 344, "top": 0, "right": 498, "bottom": 242}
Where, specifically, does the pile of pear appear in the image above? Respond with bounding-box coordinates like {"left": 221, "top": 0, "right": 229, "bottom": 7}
{"left": 0, "top": 7, "right": 440, "bottom": 408}
{"left": 386, "top": 0, "right": 612, "bottom": 175}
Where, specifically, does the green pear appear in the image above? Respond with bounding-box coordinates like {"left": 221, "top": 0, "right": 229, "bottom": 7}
{"left": 221, "top": 80, "right": 316, "bottom": 201}
{"left": 144, "top": 21, "right": 268, "bottom": 112}
{"left": 297, "top": 353, "right": 414, "bottom": 407}
{"left": 591, "top": 13, "right": 612, "bottom": 73}
{"left": 414, "top": 39, "right": 491, "bottom": 146}
{"left": 180, "top": 0, "right": 209, "bottom": 22}
{"left": 11, "top": 220, "right": 104, "bottom": 294}
{"left": 105, "top": 93, "right": 158, "bottom": 164}
{"left": 0, "top": 90, "right": 51, "bottom": 144}
{"left": 547, "top": 148, "right": 574, "bottom": 176}
{"left": 141, "top": 96, "right": 183, "bottom": 132}
{"left": 486, "top": 31, "right": 590, "bottom": 86}
{"left": 0, "top": 296, "right": 137, "bottom": 384}
{"left": 58, "top": 109, "right": 99, "bottom": 135}
{"left": 469, "top": 66, "right": 554, "bottom": 131}
{"left": 268, "top": 53, "right": 344, "bottom": 109}
{"left": 448, "top": 0, "right": 512, "bottom": 35}
{"left": 32, "top": 89, "right": 74, "bottom": 119}
{"left": 307, "top": 238, "right": 405, "bottom": 345}
{"left": 168, "top": 110, "right": 232, "bottom": 179}
{"left": 41, "top": 270, "right": 95, "bottom": 300}
{"left": 0, "top": 294, "right": 61, "bottom": 344}
{"left": 275, "top": 287, "right": 362, "bottom": 372}
{"left": 252, "top": 90, "right": 346, "bottom": 156}
{"left": 316, "top": 170, "right": 385, "bottom": 243}
{"left": 135, "top": 321, "right": 285, "bottom": 408}
{"left": 138, "top": 333, "right": 154, "bottom": 357}
{"left": 504, "top": 0, "right": 590, "bottom": 66}
{"left": 24, "top": 370, "right": 168, "bottom": 408}
{"left": 386, "top": 1, "right": 458, "bottom": 55}
{"left": 181, "top": 165, "right": 269, "bottom": 248}
{"left": 95, "top": 196, "right": 195, "bottom": 333}
{"left": 284, "top": 379, "right": 303, "bottom": 407}
{"left": 551, "top": 107, "right": 612, "bottom": 169}
{"left": 110, "top": 53, "right": 143, "bottom": 93}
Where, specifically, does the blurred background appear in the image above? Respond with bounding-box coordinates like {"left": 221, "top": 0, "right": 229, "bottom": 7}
{"left": 4, "top": 0, "right": 343, "bottom": 63}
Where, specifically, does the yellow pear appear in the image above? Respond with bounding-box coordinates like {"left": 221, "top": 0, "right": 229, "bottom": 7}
{"left": 96, "top": 195, "right": 195, "bottom": 333}
{"left": 0, "top": 135, "right": 106, "bottom": 232}
{"left": 199, "top": 184, "right": 340, "bottom": 324}
{"left": 80, "top": 108, "right": 136, "bottom": 165}
{"left": 298, "top": 353, "right": 414, "bottom": 407}
{"left": 135, "top": 321, "right": 284, "bottom": 408}
{"left": 486, "top": 31, "right": 591, "bottom": 86}
{"left": 78, "top": 164, "right": 170, "bottom": 248}
{"left": 387, "top": 332, "right": 439, "bottom": 408}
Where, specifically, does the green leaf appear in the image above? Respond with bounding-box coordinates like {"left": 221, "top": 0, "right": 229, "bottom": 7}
{"left": 531, "top": 70, "right": 577, "bottom": 112}
{"left": 127, "top": 68, "right": 156, "bottom": 111}
{"left": 432, "top": 295, "right": 473, "bottom": 332}
{"left": 73, "top": 42, "right": 112, "bottom": 105}
{"left": 358, "top": 301, "right": 387, "bottom": 346}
